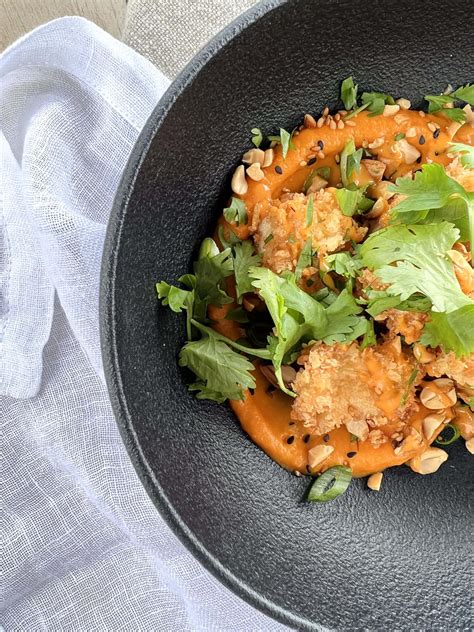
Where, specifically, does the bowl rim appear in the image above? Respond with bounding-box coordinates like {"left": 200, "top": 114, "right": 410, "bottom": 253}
{"left": 99, "top": 0, "right": 314, "bottom": 628}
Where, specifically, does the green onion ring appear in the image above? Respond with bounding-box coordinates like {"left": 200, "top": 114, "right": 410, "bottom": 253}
{"left": 434, "top": 423, "right": 461, "bottom": 446}
{"left": 307, "top": 466, "right": 352, "bottom": 503}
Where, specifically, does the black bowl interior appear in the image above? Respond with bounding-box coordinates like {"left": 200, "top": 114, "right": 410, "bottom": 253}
{"left": 101, "top": 0, "right": 474, "bottom": 629}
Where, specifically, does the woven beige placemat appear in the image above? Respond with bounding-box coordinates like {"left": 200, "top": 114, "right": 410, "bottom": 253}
{"left": 124, "top": 0, "right": 258, "bottom": 78}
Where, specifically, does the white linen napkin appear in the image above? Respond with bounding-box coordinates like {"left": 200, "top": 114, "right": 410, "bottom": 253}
{"left": 0, "top": 17, "right": 289, "bottom": 630}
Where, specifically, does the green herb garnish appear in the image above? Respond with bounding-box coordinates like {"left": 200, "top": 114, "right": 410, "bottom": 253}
{"left": 233, "top": 241, "right": 262, "bottom": 302}
{"left": 447, "top": 142, "right": 474, "bottom": 169}
{"left": 340, "top": 139, "right": 363, "bottom": 187}
{"left": 264, "top": 233, "right": 274, "bottom": 244}
{"left": 361, "top": 91, "right": 395, "bottom": 116}
{"left": 295, "top": 237, "right": 313, "bottom": 280}
{"left": 325, "top": 252, "right": 364, "bottom": 278}
{"left": 307, "top": 466, "right": 352, "bottom": 503}
{"left": 394, "top": 132, "right": 406, "bottom": 141}
{"left": 306, "top": 194, "right": 314, "bottom": 226}
{"left": 280, "top": 127, "right": 292, "bottom": 159}
{"left": 389, "top": 163, "right": 474, "bottom": 243}
{"left": 424, "top": 83, "right": 474, "bottom": 122}
{"left": 335, "top": 186, "right": 373, "bottom": 216}
{"left": 400, "top": 368, "right": 419, "bottom": 407}
{"left": 251, "top": 127, "right": 263, "bottom": 148}
{"left": 223, "top": 197, "right": 248, "bottom": 225}
{"left": 249, "top": 267, "right": 368, "bottom": 394}
{"left": 341, "top": 76, "right": 358, "bottom": 110}
{"left": 434, "top": 423, "right": 461, "bottom": 446}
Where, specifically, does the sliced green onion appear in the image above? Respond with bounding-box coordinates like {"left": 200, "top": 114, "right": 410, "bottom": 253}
{"left": 251, "top": 127, "right": 263, "bottom": 148}
{"left": 434, "top": 423, "right": 461, "bottom": 446}
{"left": 306, "top": 194, "right": 314, "bottom": 227}
{"left": 307, "top": 466, "right": 352, "bottom": 503}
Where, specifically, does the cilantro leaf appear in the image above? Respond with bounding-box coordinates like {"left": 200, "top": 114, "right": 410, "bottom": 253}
{"left": 156, "top": 282, "right": 191, "bottom": 313}
{"left": 438, "top": 108, "right": 468, "bottom": 123}
{"left": 341, "top": 76, "right": 358, "bottom": 110}
{"left": 424, "top": 84, "right": 473, "bottom": 122}
{"left": 251, "top": 127, "right": 263, "bottom": 148}
{"left": 192, "top": 239, "right": 234, "bottom": 320}
{"left": 325, "top": 252, "right": 364, "bottom": 278}
{"left": 364, "top": 291, "right": 432, "bottom": 318}
{"left": 448, "top": 142, "right": 474, "bottom": 169}
{"left": 451, "top": 83, "right": 474, "bottom": 104}
{"left": 233, "top": 240, "right": 262, "bottom": 302}
{"left": 179, "top": 335, "right": 256, "bottom": 402}
{"left": 360, "top": 222, "right": 472, "bottom": 313}
{"left": 223, "top": 197, "right": 248, "bottom": 225}
{"left": 421, "top": 305, "right": 474, "bottom": 358}
{"left": 191, "top": 319, "right": 271, "bottom": 359}
{"left": 156, "top": 281, "right": 194, "bottom": 339}
{"left": 322, "top": 289, "right": 368, "bottom": 343}
{"left": 389, "top": 163, "right": 473, "bottom": 242}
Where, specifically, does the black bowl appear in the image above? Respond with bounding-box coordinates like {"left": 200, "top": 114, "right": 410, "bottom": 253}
{"left": 101, "top": 1, "right": 474, "bottom": 628}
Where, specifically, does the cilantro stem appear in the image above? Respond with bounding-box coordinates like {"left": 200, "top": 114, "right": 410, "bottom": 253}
{"left": 191, "top": 319, "right": 272, "bottom": 359}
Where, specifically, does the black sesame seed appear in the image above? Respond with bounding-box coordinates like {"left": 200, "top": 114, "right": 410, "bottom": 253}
{"left": 323, "top": 434, "right": 330, "bottom": 442}
{"left": 289, "top": 421, "right": 295, "bottom": 425}
{"left": 419, "top": 135, "right": 426, "bottom": 145}
{"left": 317, "top": 140, "right": 324, "bottom": 150}
{"left": 307, "top": 157, "right": 317, "bottom": 166}
{"left": 306, "top": 464, "right": 312, "bottom": 474}
{"left": 287, "top": 436, "right": 295, "bottom": 445}
{"left": 347, "top": 451, "right": 357, "bottom": 458}
{"left": 433, "top": 128, "right": 440, "bottom": 139}
{"left": 275, "top": 165, "right": 283, "bottom": 174}
{"left": 434, "top": 151, "right": 439, "bottom": 156}
{"left": 416, "top": 156, "right": 422, "bottom": 164}
{"left": 303, "top": 434, "right": 311, "bottom": 443}
{"left": 248, "top": 388, "right": 255, "bottom": 395}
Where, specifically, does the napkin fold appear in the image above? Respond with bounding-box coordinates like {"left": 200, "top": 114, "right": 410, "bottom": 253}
{"left": 0, "top": 17, "right": 288, "bottom": 631}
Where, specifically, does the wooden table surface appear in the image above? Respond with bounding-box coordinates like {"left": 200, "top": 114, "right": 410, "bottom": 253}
{"left": 0, "top": 0, "right": 127, "bottom": 51}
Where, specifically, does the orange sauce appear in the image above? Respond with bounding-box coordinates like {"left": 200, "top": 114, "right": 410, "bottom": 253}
{"left": 211, "top": 109, "right": 473, "bottom": 477}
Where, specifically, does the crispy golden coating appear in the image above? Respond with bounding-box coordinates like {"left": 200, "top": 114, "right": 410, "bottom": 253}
{"left": 357, "top": 267, "right": 388, "bottom": 293}
{"left": 375, "top": 309, "right": 428, "bottom": 344}
{"left": 426, "top": 351, "right": 474, "bottom": 390}
{"left": 446, "top": 156, "right": 474, "bottom": 192}
{"left": 358, "top": 267, "right": 427, "bottom": 344}
{"left": 291, "top": 338, "right": 421, "bottom": 434}
{"left": 250, "top": 189, "right": 366, "bottom": 274}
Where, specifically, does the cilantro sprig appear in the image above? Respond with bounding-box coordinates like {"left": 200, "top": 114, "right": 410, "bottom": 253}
{"left": 389, "top": 163, "right": 474, "bottom": 243}
{"left": 360, "top": 222, "right": 471, "bottom": 313}
{"left": 424, "top": 83, "right": 474, "bottom": 122}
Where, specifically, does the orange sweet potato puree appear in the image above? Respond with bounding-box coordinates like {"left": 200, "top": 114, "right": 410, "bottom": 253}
{"left": 211, "top": 109, "right": 473, "bottom": 477}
